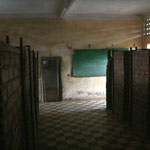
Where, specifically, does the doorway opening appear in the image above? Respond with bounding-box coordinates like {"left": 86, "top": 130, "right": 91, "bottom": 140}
{"left": 41, "top": 57, "right": 62, "bottom": 102}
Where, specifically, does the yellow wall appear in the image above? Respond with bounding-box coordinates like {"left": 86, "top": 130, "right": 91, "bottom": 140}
{"left": 0, "top": 18, "right": 142, "bottom": 100}
{"left": 0, "top": 18, "right": 142, "bottom": 49}
{"left": 143, "top": 36, "right": 150, "bottom": 48}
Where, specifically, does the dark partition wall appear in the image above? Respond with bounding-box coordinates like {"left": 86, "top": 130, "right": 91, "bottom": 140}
{"left": 114, "top": 51, "right": 132, "bottom": 121}
{"left": 123, "top": 51, "right": 132, "bottom": 122}
{"left": 107, "top": 49, "right": 150, "bottom": 137}
{"left": 132, "top": 50, "right": 150, "bottom": 136}
{"left": 32, "top": 51, "right": 39, "bottom": 135}
{"left": 0, "top": 43, "right": 26, "bottom": 150}
{"left": 22, "top": 47, "right": 38, "bottom": 150}
{"left": 106, "top": 57, "right": 113, "bottom": 109}
{"left": 0, "top": 39, "right": 39, "bottom": 150}
{"left": 106, "top": 50, "right": 114, "bottom": 110}
{"left": 113, "top": 51, "right": 124, "bottom": 120}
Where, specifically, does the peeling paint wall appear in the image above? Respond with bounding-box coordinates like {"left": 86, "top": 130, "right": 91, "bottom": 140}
{"left": 0, "top": 18, "right": 142, "bottom": 100}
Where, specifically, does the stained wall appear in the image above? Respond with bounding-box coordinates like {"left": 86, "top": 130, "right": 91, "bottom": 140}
{"left": 0, "top": 18, "right": 142, "bottom": 100}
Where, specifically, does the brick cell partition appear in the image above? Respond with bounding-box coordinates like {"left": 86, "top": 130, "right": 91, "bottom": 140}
{"left": 113, "top": 51, "right": 132, "bottom": 121}
{"left": 36, "top": 52, "right": 39, "bottom": 117}
{"left": 123, "top": 51, "right": 132, "bottom": 121}
{"left": 34, "top": 54, "right": 39, "bottom": 146}
{"left": 23, "top": 47, "right": 35, "bottom": 150}
{"left": 36, "top": 56, "right": 39, "bottom": 118}
{"left": 33, "top": 55, "right": 39, "bottom": 127}
{"left": 0, "top": 42, "right": 26, "bottom": 150}
{"left": 22, "top": 48, "right": 39, "bottom": 150}
{"left": 0, "top": 48, "right": 4, "bottom": 150}
{"left": 132, "top": 50, "right": 150, "bottom": 137}
{"left": 0, "top": 41, "right": 39, "bottom": 150}
{"left": 31, "top": 51, "right": 38, "bottom": 139}
{"left": 113, "top": 51, "right": 124, "bottom": 120}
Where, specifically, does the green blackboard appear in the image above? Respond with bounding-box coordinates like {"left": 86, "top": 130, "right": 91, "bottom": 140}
{"left": 73, "top": 49, "right": 108, "bottom": 77}
{"left": 72, "top": 48, "right": 128, "bottom": 77}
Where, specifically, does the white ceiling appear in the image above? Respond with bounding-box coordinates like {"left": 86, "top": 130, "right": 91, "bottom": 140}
{"left": 0, "top": 0, "right": 150, "bottom": 18}
{"left": 67, "top": 0, "right": 150, "bottom": 18}
{"left": 0, "top": 0, "right": 64, "bottom": 17}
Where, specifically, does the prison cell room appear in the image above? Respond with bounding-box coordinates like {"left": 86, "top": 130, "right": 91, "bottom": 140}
{"left": 1, "top": 0, "right": 150, "bottom": 150}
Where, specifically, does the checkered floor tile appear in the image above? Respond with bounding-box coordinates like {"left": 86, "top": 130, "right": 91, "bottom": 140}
{"left": 37, "top": 100, "right": 150, "bottom": 150}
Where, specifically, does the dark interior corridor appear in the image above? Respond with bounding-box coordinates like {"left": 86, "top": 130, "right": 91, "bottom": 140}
{"left": 1, "top": 1, "right": 150, "bottom": 149}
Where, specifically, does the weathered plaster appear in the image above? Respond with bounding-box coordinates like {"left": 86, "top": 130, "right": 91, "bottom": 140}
{"left": 143, "top": 36, "right": 150, "bottom": 48}
{"left": 0, "top": 18, "right": 142, "bottom": 100}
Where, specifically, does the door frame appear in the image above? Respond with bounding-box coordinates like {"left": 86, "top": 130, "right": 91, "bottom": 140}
{"left": 41, "top": 57, "right": 62, "bottom": 102}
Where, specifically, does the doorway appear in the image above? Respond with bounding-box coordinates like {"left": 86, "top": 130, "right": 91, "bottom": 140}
{"left": 41, "top": 57, "right": 62, "bottom": 102}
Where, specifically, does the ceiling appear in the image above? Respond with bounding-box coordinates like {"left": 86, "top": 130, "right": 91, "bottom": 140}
{"left": 0, "top": 0, "right": 150, "bottom": 18}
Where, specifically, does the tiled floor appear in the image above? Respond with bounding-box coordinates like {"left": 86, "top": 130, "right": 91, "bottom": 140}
{"left": 38, "top": 100, "right": 150, "bottom": 150}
